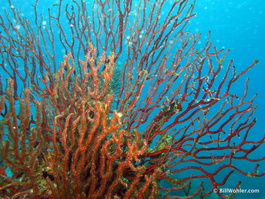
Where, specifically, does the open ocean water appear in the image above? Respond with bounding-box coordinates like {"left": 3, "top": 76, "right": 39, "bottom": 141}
{"left": 188, "top": 1, "right": 265, "bottom": 198}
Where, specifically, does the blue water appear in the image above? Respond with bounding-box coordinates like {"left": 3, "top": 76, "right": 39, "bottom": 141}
{"left": 189, "top": 1, "right": 265, "bottom": 198}
{"left": 1, "top": 0, "right": 264, "bottom": 198}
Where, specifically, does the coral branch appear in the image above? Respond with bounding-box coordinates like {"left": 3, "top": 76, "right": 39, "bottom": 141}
{"left": 0, "top": 0, "right": 264, "bottom": 198}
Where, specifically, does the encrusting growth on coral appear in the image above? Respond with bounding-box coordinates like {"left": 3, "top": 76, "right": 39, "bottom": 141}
{"left": 0, "top": 45, "right": 165, "bottom": 198}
